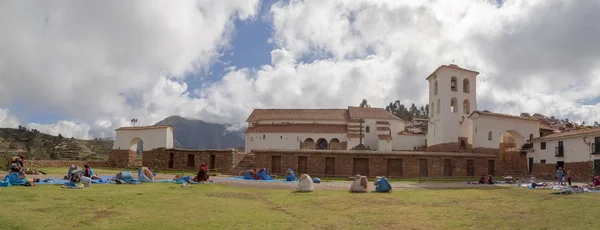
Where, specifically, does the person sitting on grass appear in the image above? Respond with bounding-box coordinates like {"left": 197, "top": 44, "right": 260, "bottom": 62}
{"left": 64, "top": 164, "right": 79, "bottom": 180}
{"left": 350, "top": 174, "right": 368, "bottom": 193}
{"left": 193, "top": 164, "right": 212, "bottom": 183}
{"left": 589, "top": 176, "right": 600, "bottom": 188}
{"left": 478, "top": 175, "right": 486, "bottom": 184}
{"left": 82, "top": 164, "right": 99, "bottom": 179}
{"left": 374, "top": 176, "right": 392, "bottom": 192}
{"left": 487, "top": 175, "right": 494, "bottom": 184}
{"left": 297, "top": 174, "right": 314, "bottom": 192}
{"left": 286, "top": 168, "right": 297, "bottom": 181}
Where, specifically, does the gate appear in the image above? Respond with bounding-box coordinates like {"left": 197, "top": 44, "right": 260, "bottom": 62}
{"left": 325, "top": 157, "right": 335, "bottom": 176}
{"left": 419, "top": 159, "right": 428, "bottom": 177}
{"left": 466, "top": 159, "right": 475, "bottom": 176}
{"left": 297, "top": 156, "right": 308, "bottom": 175}
{"left": 271, "top": 156, "right": 282, "bottom": 174}
{"left": 387, "top": 159, "right": 403, "bottom": 177}
{"left": 444, "top": 159, "right": 452, "bottom": 176}
{"left": 353, "top": 158, "right": 369, "bottom": 176}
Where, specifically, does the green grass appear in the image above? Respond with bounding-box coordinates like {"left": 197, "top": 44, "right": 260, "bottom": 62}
{"left": 33, "top": 167, "right": 220, "bottom": 177}
{"left": 0, "top": 183, "right": 599, "bottom": 229}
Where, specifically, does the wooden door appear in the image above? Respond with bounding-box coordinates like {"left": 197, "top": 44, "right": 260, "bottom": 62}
{"left": 325, "top": 157, "right": 335, "bottom": 176}
{"left": 419, "top": 159, "right": 428, "bottom": 177}
{"left": 466, "top": 160, "right": 475, "bottom": 176}
{"left": 488, "top": 160, "right": 495, "bottom": 176}
{"left": 443, "top": 159, "right": 452, "bottom": 176}
{"left": 210, "top": 155, "right": 216, "bottom": 170}
{"left": 271, "top": 156, "right": 282, "bottom": 174}
{"left": 168, "top": 152, "right": 174, "bottom": 169}
{"left": 352, "top": 158, "right": 369, "bottom": 176}
{"left": 297, "top": 156, "right": 308, "bottom": 174}
{"left": 387, "top": 159, "right": 403, "bottom": 177}
{"left": 594, "top": 160, "right": 600, "bottom": 176}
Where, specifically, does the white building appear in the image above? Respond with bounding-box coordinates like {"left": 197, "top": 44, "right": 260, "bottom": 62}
{"left": 528, "top": 128, "right": 600, "bottom": 175}
{"left": 244, "top": 106, "right": 426, "bottom": 152}
{"left": 425, "top": 64, "right": 542, "bottom": 152}
{"left": 112, "top": 125, "right": 175, "bottom": 151}
{"left": 245, "top": 64, "right": 549, "bottom": 155}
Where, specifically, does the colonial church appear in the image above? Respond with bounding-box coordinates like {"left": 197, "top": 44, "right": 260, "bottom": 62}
{"left": 245, "top": 64, "right": 546, "bottom": 155}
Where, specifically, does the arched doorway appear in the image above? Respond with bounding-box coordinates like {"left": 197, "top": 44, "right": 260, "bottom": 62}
{"left": 329, "top": 138, "right": 341, "bottom": 150}
{"left": 316, "top": 138, "right": 328, "bottom": 149}
{"left": 303, "top": 138, "right": 315, "bottom": 149}
{"left": 130, "top": 137, "right": 144, "bottom": 155}
{"left": 499, "top": 130, "right": 524, "bottom": 165}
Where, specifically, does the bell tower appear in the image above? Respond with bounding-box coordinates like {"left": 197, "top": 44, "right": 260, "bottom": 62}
{"left": 426, "top": 64, "right": 479, "bottom": 147}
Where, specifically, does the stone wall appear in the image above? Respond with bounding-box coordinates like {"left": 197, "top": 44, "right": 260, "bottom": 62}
{"left": 108, "top": 150, "right": 137, "bottom": 168}
{"left": 142, "top": 148, "right": 244, "bottom": 173}
{"left": 26, "top": 160, "right": 109, "bottom": 168}
{"left": 531, "top": 161, "right": 594, "bottom": 182}
{"left": 252, "top": 149, "right": 497, "bottom": 178}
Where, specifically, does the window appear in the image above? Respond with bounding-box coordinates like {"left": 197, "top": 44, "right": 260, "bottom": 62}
{"left": 529, "top": 134, "right": 533, "bottom": 140}
{"left": 263, "top": 134, "right": 266, "bottom": 139}
{"left": 450, "top": 97, "right": 458, "bottom": 113}
{"left": 451, "top": 77, "right": 457, "bottom": 91}
{"left": 541, "top": 142, "right": 546, "bottom": 150}
{"left": 595, "top": 137, "right": 600, "bottom": 153}
{"left": 280, "top": 136, "right": 282, "bottom": 139}
{"left": 488, "top": 131, "right": 492, "bottom": 140}
{"left": 434, "top": 81, "right": 438, "bottom": 95}
{"left": 540, "top": 159, "right": 546, "bottom": 164}
{"left": 436, "top": 99, "right": 440, "bottom": 114}
{"left": 463, "top": 78, "right": 470, "bottom": 93}
{"left": 365, "top": 126, "right": 370, "bottom": 133}
{"left": 250, "top": 137, "right": 253, "bottom": 141}
{"left": 463, "top": 99, "right": 470, "bottom": 114}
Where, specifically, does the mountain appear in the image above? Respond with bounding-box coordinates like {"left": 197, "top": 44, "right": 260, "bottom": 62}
{"left": 0, "top": 128, "right": 113, "bottom": 168}
{"left": 154, "top": 116, "right": 245, "bottom": 150}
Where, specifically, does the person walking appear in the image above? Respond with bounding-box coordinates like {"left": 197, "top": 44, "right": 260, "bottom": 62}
{"left": 556, "top": 167, "right": 565, "bottom": 185}
{"left": 566, "top": 169, "right": 572, "bottom": 186}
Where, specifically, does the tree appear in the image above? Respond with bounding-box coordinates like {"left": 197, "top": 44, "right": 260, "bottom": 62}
{"left": 520, "top": 112, "right": 531, "bottom": 117}
{"left": 57, "top": 133, "right": 63, "bottom": 139}
{"left": 359, "top": 99, "right": 370, "bottom": 108}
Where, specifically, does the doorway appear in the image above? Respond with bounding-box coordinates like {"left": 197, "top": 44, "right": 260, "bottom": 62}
{"left": 271, "top": 156, "right": 282, "bottom": 173}
{"left": 556, "top": 161, "right": 565, "bottom": 170}
{"left": 209, "top": 155, "right": 216, "bottom": 170}
{"left": 443, "top": 159, "right": 452, "bottom": 176}
{"left": 594, "top": 160, "right": 600, "bottom": 176}
{"left": 466, "top": 159, "right": 474, "bottom": 176}
{"left": 387, "top": 159, "right": 403, "bottom": 177}
{"left": 325, "top": 157, "right": 335, "bottom": 176}
{"left": 168, "top": 152, "right": 174, "bottom": 169}
{"left": 419, "top": 159, "right": 428, "bottom": 177}
{"left": 459, "top": 140, "right": 466, "bottom": 151}
{"left": 528, "top": 157, "right": 534, "bottom": 174}
{"left": 297, "top": 156, "right": 308, "bottom": 174}
{"left": 488, "top": 160, "right": 495, "bottom": 176}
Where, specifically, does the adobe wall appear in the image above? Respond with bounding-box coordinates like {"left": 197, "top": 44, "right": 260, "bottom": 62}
{"left": 108, "top": 150, "right": 137, "bottom": 168}
{"left": 531, "top": 161, "right": 594, "bottom": 182}
{"left": 26, "top": 160, "right": 109, "bottom": 169}
{"left": 252, "top": 149, "right": 497, "bottom": 178}
{"left": 142, "top": 148, "right": 244, "bottom": 173}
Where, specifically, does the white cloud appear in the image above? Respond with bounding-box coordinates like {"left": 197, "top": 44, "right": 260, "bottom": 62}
{"left": 2, "top": 0, "right": 600, "bottom": 140}
{"left": 0, "top": 109, "right": 20, "bottom": 129}
{"left": 27, "top": 121, "right": 92, "bottom": 139}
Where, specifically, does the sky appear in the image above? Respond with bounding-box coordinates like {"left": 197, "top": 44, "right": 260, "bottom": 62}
{"left": 2, "top": 0, "right": 600, "bottom": 140}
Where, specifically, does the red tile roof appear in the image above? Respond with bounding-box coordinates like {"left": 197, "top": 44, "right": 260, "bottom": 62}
{"left": 347, "top": 133, "right": 364, "bottom": 138}
{"left": 468, "top": 110, "right": 541, "bottom": 122}
{"left": 347, "top": 106, "right": 402, "bottom": 121}
{"left": 246, "top": 109, "right": 349, "bottom": 122}
{"left": 245, "top": 124, "right": 347, "bottom": 133}
{"left": 532, "top": 127, "right": 600, "bottom": 141}
{"left": 115, "top": 125, "right": 175, "bottom": 131}
{"left": 377, "top": 127, "right": 390, "bottom": 131}
{"left": 426, "top": 64, "right": 480, "bottom": 80}
{"left": 378, "top": 134, "right": 393, "bottom": 140}
{"left": 376, "top": 121, "right": 390, "bottom": 125}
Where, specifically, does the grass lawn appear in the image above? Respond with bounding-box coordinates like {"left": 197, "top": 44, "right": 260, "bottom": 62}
{"left": 33, "top": 167, "right": 207, "bottom": 177}
{"left": 1, "top": 183, "right": 599, "bottom": 229}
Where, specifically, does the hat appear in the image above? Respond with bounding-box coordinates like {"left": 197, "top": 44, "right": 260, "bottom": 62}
{"left": 594, "top": 176, "right": 599, "bottom": 179}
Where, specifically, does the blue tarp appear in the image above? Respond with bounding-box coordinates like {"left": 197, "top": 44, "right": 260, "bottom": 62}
{"left": 313, "top": 178, "right": 321, "bottom": 183}
{"left": 243, "top": 171, "right": 256, "bottom": 180}
{"left": 375, "top": 177, "right": 392, "bottom": 192}
{"left": 285, "top": 169, "right": 296, "bottom": 181}
{"left": 258, "top": 168, "right": 272, "bottom": 180}
{"left": 138, "top": 168, "right": 154, "bottom": 183}
{"left": 4, "top": 172, "right": 27, "bottom": 185}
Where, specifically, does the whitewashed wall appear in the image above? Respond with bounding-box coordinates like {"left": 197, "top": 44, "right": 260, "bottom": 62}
{"left": 113, "top": 127, "right": 174, "bottom": 151}
{"left": 470, "top": 116, "right": 539, "bottom": 149}
{"left": 393, "top": 134, "right": 427, "bottom": 150}
{"left": 245, "top": 132, "right": 347, "bottom": 152}
{"left": 529, "top": 135, "right": 600, "bottom": 164}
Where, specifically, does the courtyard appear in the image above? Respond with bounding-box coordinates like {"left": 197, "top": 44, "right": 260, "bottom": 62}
{"left": 1, "top": 168, "right": 599, "bottom": 230}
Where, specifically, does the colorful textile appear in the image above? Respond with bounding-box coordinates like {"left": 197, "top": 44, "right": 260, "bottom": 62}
{"left": 258, "top": 168, "right": 273, "bottom": 180}
{"left": 375, "top": 177, "right": 392, "bottom": 192}
{"left": 286, "top": 168, "right": 296, "bottom": 181}
{"left": 4, "top": 172, "right": 27, "bottom": 185}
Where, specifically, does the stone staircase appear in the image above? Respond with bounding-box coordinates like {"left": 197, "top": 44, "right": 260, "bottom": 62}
{"left": 229, "top": 154, "right": 254, "bottom": 175}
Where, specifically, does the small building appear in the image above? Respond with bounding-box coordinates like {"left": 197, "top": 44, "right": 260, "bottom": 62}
{"left": 528, "top": 128, "right": 600, "bottom": 180}
{"left": 244, "top": 106, "right": 426, "bottom": 152}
